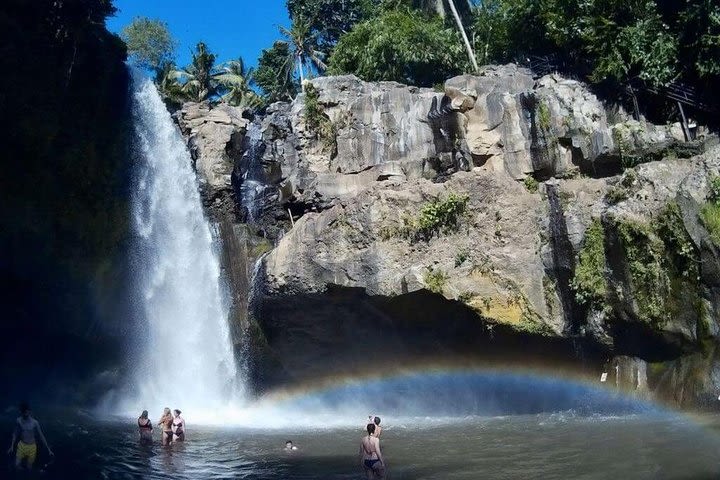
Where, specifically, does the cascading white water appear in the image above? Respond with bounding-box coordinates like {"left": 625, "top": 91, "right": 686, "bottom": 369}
{"left": 124, "top": 72, "right": 240, "bottom": 420}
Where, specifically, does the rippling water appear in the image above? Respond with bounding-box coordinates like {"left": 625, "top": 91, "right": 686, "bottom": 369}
{"left": 6, "top": 412, "right": 720, "bottom": 479}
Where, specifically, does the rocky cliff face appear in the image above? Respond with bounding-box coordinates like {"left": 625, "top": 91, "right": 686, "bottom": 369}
{"left": 1, "top": 1, "right": 132, "bottom": 404}
{"left": 178, "top": 64, "right": 719, "bottom": 408}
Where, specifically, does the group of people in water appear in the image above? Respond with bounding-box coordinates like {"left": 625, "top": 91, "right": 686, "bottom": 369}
{"left": 137, "top": 408, "right": 185, "bottom": 445}
{"left": 8, "top": 402, "right": 385, "bottom": 478}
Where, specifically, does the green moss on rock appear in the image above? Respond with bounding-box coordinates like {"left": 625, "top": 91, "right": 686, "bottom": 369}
{"left": 615, "top": 203, "right": 701, "bottom": 326}
{"left": 571, "top": 219, "right": 608, "bottom": 308}
{"left": 700, "top": 175, "right": 720, "bottom": 246}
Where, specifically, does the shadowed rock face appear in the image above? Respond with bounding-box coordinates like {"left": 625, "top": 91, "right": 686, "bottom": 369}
{"left": 252, "top": 287, "right": 605, "bottom": 390}
{"left": 179, "top": 65, "right": 720, "bottom": 407}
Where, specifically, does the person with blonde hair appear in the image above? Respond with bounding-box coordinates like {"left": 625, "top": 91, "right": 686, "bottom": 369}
{"left": 157, "top": 408, "right": 173, "bottom": 445}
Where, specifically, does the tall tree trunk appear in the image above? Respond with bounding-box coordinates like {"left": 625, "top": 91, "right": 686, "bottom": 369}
{"left": 297, "top": 55, "right": 305, "bottom": 84}
{"left": 447, "top": 0, "right": 479, "bottom": 74}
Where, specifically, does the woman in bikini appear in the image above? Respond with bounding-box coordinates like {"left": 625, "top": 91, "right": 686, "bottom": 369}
{"left": 157, "top": 408, "right": 173, "bottom": 445}
{"left": 359, "top": 423, "right": 385, "bottom": 479}
{"left": 171, "top": 409, "right": 185, "bottom": 442}
{"left": 137, "top": 410, "right": 153, "bottom": 443}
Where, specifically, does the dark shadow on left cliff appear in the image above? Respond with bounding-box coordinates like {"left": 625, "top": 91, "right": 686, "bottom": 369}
{"left": 0, "top": 1, "right": 133, "bottom": 405}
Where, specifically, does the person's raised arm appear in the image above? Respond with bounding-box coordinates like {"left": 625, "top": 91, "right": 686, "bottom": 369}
{"left": 7, "top": 420, "right": 19, "bottom": 455}
{"left": 34, "top": 421, "right": 53, "bottom": 456}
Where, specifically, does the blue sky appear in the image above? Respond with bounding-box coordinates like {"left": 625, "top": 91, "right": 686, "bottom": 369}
{"left": 106, "top": 0, "right": 291, "bottom": 69}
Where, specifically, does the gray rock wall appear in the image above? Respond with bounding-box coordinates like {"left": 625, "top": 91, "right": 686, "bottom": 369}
{"left": 177, "top": 65, "right": 720, "bottom": 407}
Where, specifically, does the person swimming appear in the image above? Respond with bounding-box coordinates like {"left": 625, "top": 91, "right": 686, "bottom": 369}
{"left": 284, "top": 440, "right": 298, "bottom": 451}
{"left": 172, "top": 409, "right": 185, "bottom": 442}
{"left": 7, "top": 402, "right": 53, "bottom": 472}
{"left": 157, "top": 408, "right": 173, "bottom": 445}
{"left": 359, "top": 423, "right": 385, "bottom": 479}
{"left": 137, "top": 410, "right": 153, "bottom": 443}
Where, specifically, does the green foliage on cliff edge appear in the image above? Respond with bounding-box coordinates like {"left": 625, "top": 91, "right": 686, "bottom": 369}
{"left": 471, "top": 0, "right": 719, "bottom": 90}
{"left": 423, "top": 267, "right": 448, "bottom": 295}
{"left": 327, "top": 8, "right": 467, "bottom": 86}
{"left": 255, "top": 41, "right": 299, "bottom": 103}
{"left": 303, "top": 83, "right": 337, "bottom": 153}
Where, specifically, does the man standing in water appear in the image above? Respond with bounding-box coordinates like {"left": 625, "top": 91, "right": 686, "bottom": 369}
{"left": 360, "top": 423, "right": 385, "bottom": 479}
{"left": 7, "top": 402, "right": 53, "bottom": 471}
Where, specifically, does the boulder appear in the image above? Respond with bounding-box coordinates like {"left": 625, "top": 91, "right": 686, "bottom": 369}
{"left": 174, "top": 101, "right": 250, "bottom": 212}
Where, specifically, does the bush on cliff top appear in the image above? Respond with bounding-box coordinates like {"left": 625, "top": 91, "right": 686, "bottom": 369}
{"left": 327, "top": 9, "right": 467, "bottom": 86}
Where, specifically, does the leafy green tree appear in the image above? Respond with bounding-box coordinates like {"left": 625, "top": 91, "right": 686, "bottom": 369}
{"left": 213, "top": 58, "right": 264, "bottom": 109}
{"left": 327, "top": 9, "right": 467, "bottom": 86}
{"left": 471, "top": 0, "right": 678, "bottom": 87}
{"left": 286, "top": 0, "right": 376, "bottom": 50}
{"left": 255, "top": 41, "right": 299, "bottom": 102}
{"left": 678, "top": 0, "right": 720, "bottom": 79}
{"left": 121, "top": 17, "right": 176, "bottom": 70}
{"left": 551, "top": 0, "right": 678, "bottom": 86}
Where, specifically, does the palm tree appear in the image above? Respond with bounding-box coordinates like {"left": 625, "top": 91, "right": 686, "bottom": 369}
{"left": 213, "top": 58, "right": 264, "bottom": 109}
{"left": 279, "top": 19, "right": 327, "bottom": 84}
{"left": 154, "top": 61, "right": 186, "bottom": 105}
{"left": 176, "top": 42, "right": 217, "bottom": 102}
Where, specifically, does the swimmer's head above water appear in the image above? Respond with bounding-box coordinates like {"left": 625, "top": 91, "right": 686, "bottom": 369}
{"left": 19, "top": 402, "right": 30, "bottom": 418}
{"left": 285, "top": 440, "right": 297, "bottom": 450}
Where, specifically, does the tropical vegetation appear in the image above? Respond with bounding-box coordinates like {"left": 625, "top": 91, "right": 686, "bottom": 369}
{"left": 250, "top": 0, "right": 719, "bottom": 106}
{"left": 122, "top": 16, "right": 176, "bottom": 71}
{"left": 124, "top": 0, "right": 719, "bottom": 110}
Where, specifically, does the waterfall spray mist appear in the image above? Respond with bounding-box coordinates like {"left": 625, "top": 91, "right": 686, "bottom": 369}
{"left": 122, "top": 72, "right": 242, "bottom": 420}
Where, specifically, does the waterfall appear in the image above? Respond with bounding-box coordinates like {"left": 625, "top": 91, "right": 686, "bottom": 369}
{"left": 123, "top": 72, "right": 240, "bottom": 419}
{"left": 546, "top": 182, "right": 586, "bottom": 337}
{"left": 238, "top": 122, "right": 274, "bottom": 224}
